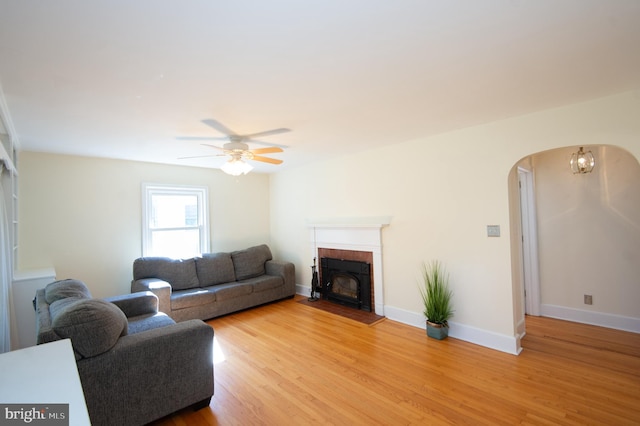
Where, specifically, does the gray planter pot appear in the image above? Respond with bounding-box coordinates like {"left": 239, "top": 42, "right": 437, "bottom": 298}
{"left": 426, "top": 321, "right": 449, "bottom": 340}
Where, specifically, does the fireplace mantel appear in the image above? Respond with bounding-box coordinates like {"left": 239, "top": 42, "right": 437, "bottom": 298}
{"left": 307, "top": 216, "right": 391, "bottom": 229}
{"left": 308, "top": 217, "right": 390, "bottom": 316}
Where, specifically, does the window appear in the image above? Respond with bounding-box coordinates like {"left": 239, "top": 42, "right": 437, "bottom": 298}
{"left": 142, "top": 184, "right": 209, "bottom": 258}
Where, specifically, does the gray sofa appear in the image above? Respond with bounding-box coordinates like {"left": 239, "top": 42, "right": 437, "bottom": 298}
{"left": 35, "top": 279, "right": 214, "bottom": 426}
{"left": 131, "top": 244, "right": 296, "bottom": 322}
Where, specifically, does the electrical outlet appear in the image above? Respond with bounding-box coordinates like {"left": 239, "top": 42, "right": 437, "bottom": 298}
{"left": 584, "top": 294, "right": 593, "bottom": 305}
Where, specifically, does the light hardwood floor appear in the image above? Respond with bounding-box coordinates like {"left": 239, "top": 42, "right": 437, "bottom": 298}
{"left": 151, "top": 295, "right": 640, "bottom": 425}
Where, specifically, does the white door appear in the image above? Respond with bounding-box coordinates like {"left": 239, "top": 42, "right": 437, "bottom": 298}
{"left": 518, "top": 167, "right": 541, "bottom": 316}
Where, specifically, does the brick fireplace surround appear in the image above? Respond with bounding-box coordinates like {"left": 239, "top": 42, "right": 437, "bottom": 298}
{"left": 308, "top": 218, "right": 390, "bottom": 316}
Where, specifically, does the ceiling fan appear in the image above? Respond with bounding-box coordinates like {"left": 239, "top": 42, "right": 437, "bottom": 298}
{"left": 177, "top": 119, "right": 289, "bottom": 175}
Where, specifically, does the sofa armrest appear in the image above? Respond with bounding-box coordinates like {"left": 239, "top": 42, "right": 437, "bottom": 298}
{"left": 131, "top": 278, "right": 172, "bottom": 314}
{"left": 265, "top": 260, "right": 296, "bottom": 294}
{"left": 76, "top": 320, "right": 214, "bottom": 426}
{"left": 105, "top": 291, "right": 158, "bottom": 318}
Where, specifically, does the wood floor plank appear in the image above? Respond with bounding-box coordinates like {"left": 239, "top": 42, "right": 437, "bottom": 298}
{"left": 150, "top": 297, "right": 640, "bottom": 425}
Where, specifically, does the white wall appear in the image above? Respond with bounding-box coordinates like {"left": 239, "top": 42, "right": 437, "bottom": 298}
{"left": 270, "top": 91, "right": 640, "bottom": 353}
{"left": 533, "top": 145, "right": 640, "bottom": 319}
{"left": 13, "top": 91, "right": 640, "bottom": 354}
{"left": 17, "top": 152, "right": 272, "bottom": 298}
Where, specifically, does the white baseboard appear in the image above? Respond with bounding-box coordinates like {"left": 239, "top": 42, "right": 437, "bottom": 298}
{"left": 383, "top": 305, "right": 522, "bottom": 355}
{"left": 540, "top": 304, "right": 640, "bottom": 333}
{"left": 295, "top": 286, "right": 521, "bottom": 355}
{"left": 295, "top": 284, "right": 310, "bottom": 297}
{"left": 515, "top": 317, "right": 526, "bottom": 346}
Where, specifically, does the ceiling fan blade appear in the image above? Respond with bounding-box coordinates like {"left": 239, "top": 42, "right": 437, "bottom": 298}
{"left": 176, "top": 136, "right": 229, "bottom": 141}
{"left": 252, "top": 155, "right": 283, "bottom": 165}
{"left": 201, "top": 143, "right": 226, "bottom": 151}
{"left": 201, "top": 119, "right": 237, "bottom": 136}
{"left": 242, "top": 128, "right": 290, "bottom": 139}
{"left": 178, "top": 154, "right": 223, "bottom": 159}
{"left": 250, "top": 147, "right": 283, "bottom": 155}
{"left": 246, "top": 139, "right": 289, "bottom": 149}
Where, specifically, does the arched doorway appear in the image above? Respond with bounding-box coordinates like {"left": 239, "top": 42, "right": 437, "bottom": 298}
{"left": 509, "top": 144, "right": 640, "bottom": 339}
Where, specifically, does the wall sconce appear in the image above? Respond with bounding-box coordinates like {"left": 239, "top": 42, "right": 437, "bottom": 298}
{"left": 570, "top": 147, "right": 595, "bottom": 174}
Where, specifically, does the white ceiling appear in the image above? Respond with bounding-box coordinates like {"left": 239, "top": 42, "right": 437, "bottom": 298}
{"left": 1, "top": 1, "right": 639, "bottom": 173}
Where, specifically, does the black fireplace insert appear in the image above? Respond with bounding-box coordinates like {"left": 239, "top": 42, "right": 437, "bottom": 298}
{"left": 320, "top": 257, "right": 371, "bottom": 312}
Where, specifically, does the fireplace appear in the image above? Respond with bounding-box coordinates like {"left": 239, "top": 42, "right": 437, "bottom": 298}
{"left": 308, "top": 217, "right": 390, "bottom": 316}
{"left": 320, "top": 257, "right": 372, "bottom": 312}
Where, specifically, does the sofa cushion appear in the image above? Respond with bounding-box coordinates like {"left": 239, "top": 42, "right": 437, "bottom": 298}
{"left": 207, "top": 282, "right": 253, "bottom": 301}
{"left": 231, "top": 244, "right": 273, "bottom": 280}
{"left": 195, "top": 253, "right": 236, "bottom": 286}
{"left": 51, "top": 299, "right": 128, "bottom": 359}
{"left": 45, "top": 279, "right": 92, "bottom": 304}
{"left": 133, "top": 257, "right": 200, "bottom": 290}
{"left": 241, "top": 275, "right": 284, "bottom": 293}
{"left": 171, "top": 288, "right": 217, "bottom": 310}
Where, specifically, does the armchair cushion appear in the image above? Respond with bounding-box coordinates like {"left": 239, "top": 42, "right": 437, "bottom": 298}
{"left": 45, "top": 279, "right": 92, "bottom": 303}
{"left": 51, "top": 299, "right": 128, "bottom": 359}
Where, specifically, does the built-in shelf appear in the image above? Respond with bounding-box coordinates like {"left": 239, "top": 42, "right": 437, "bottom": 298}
{"left": 0, "top": 135, "right": 16, "bottom": 175}
{"left": 1, "top": 85, "right": 21, "bottom": 272}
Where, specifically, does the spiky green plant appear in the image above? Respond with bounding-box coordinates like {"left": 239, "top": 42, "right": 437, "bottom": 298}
{"left": 419, "top": 260, "right": 454, "bottom": 326}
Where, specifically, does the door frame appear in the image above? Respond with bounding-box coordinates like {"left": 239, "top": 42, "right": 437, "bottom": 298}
{"left": 518, "top": 167, "right": 541, "bottom": 316}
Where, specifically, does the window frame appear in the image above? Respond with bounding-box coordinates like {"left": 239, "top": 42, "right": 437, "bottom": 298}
{"left": 141, "top": 183, "right": 210, "bottom": 258}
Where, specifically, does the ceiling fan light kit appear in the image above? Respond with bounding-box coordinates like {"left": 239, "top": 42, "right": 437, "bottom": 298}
{"left": 177, "top": 119, "right": 289, "bottom": 175}
{"left": 221, "top": 158, "right": 253, "bottom": 176}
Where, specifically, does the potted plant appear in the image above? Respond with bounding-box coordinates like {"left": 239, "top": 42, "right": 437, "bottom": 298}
{"left": 419, "top": 260, "right": 454, "bottom": 340}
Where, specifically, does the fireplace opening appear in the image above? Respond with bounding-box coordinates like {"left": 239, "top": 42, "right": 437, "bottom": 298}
{"left": 320, "top": 257, "right": 371, "bottom": 312}
{"left": 331, "top": 273, "right": 358, "bottom": 299}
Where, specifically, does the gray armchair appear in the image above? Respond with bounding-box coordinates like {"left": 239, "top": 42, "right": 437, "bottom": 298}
{"left": 35, "top": 279, "right": 214, "bottom": 426}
